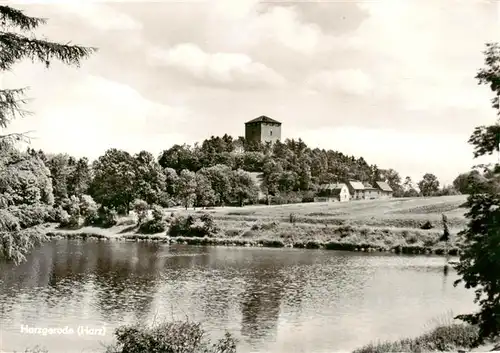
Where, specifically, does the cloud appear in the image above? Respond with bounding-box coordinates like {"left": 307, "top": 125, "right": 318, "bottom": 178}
{"left": 252, "top": 6, "right": 322, "bottom": 55}
{"left": 292, "top": 126, "right": 484, "bottom": 185}
{"left": 349, "top": 0, "right": 497, "bottom": 111}
{"left": 3, "top": 67, "right": 190, "bottom": 160}
{"left": 4, "top": 0, "right": 500, "bottom": 183}
{"left": 149, "top": 43, "right": 286, "bottom": 88}
{"left": 55, "top": 2, "right": 142, "bottom": 31}
{"left": 306, "top": 69, "right": 373, "bottom": 96}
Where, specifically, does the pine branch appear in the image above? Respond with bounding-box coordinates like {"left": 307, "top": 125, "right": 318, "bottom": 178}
{"left": 0, "top": 88, "right": 31, "bottom": 129}
{"left": 0, "top": 130, "right": 34, "bottom": 143}
{"left": 0, "top": 31, "right": 97, "bottom": 71}
{"left": 0, "top": 5, "right": 46, "bottom": 31}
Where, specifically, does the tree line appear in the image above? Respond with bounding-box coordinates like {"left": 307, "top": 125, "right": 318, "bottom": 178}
{"left": 2, "top": 135, "right": 465, "bottom": 214}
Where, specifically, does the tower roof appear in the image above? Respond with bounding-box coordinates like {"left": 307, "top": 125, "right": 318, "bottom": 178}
{"left": 245, "top": 115, "right": 281, "bottom": 125}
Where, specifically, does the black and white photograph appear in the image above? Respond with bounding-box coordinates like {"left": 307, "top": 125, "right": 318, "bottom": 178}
{"left": 1, "top": 0, "right": 500, "bottom": 352}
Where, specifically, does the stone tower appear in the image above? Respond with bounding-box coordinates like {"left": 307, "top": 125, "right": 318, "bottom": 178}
{"left": 244, "top": 115, "right": 281, "bottom": 145}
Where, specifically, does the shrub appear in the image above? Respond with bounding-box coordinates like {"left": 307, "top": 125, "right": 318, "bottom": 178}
{"left": 168, "top": 213, "right": 218, "bottom": 238}
{"left": 59, "top": 214, "right": 80, "bottom": 229}
{"left": 168, "top": 215, "right": 192, "bottom": 237}
{"left": 105, "top": 320, "right": 237, "bottom": 353}
{"left": 251, "top": 220, "right": 279, "bottom": 231}
{"left": 80, "top": 195, "right": 98, "bottom": 221}
{"left": 0, "top": 209, "right": 21, "bottom": 232}
{"left": 61, "top": 196, "right": 80, "bottom": 216}
{"left": 86, "top": 206, "right": 117, "bottom": 228}
{"left": 200, "top": 213, "right": 217, "bottom": 233}
{"left": 46, "top": 206, "right": 69, "bottom": 224}
{"left": 133, "top": 199, "right": 149, "bottom": 225}
{"left": 7, "top": 204, "right": 50, "bottom": 228}
{"left": 151, "top": 205, "right": 164, "bottom": 222}
{"left": 301, "top": 190, "right": 316, "bottom": 203}
{"left": 353, "top": 324, "right": 478, "bottom": 353}
{"left": 58, "top": 196, "right": 81, "bottom": 229}
{"left": 138, "top": 220, "right": 166, "bottom": 234}
{"left": 0, "top": 226, "right": 46, "bottom": 264}
{"left": 138, "top": 205, "right": 167, "bottom": 234}
{"left": 420, "top": 220, "right": 434, "bottom": 230}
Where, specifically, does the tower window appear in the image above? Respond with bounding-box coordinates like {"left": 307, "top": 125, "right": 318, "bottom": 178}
{"left": 270, "top": 129, "right": 273, "bottom": 136}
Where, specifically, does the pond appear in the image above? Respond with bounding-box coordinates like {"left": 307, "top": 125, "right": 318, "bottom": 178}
{"left": 0, "top": 240, "right": 476, "bottom": 353}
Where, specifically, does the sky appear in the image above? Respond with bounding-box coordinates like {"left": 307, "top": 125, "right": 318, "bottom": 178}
{"left": 1, "top": 0, "right": 500, "bottom": 185}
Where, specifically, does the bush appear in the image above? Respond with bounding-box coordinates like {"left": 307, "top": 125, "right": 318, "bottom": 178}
{"left": 61, "top": 196, "right": 80, "bottom": 216}
{"left": 85, "top": 206, "right": 117, "bottom": 228}
{"left": 0, "top": 209, "right": 21, "bottom": 232}
{"left": 420, "top": 220, "right": 434, "bottom": 230}
{"left": 168, "top": 215, "right": 191, "bottom": 237}
{"left": 139, "top": 220, "right": 166, "bottom": 234}
{"left": 105, "top": 320, "right": 236, "bottom": 353}
{"left": 250, "top": 220, "right": 279, "bottom": 231}
{"left": 7, "top": 204, "right": 50, "bottom": 228}
{"left": 270, "top": 192, "right": 303, "bottom": 205}
{"left": 46, "top": 206, "right": 69, "bottom": 224}
{"left": 168, "top": 213, "right": 218, "bottom": 238}
{"left": 0, "top": 226, "right": 46, "bottom": 264}
{"left": 138, "top": 205, "right": 167, "bottom": 234}
{"left": 58, "top": 196, "right": 81, "bottom": 229}
{"left": 353, "top": 324, "right": 478, "bottom": 353}
{"left": 133, "top": 199, "right": 149, "bottom": 225}
{"left": 59, "top": 213, "right": 80, "bottom": 229}
{"left": 151, "top": 205, "right": 164, "bottom": 221}
{"left": 80, "top": 195, "right": 98, "bottom": 221}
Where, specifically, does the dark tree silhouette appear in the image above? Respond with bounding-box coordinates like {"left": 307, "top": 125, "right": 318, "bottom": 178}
{"left": 453, "top": 42, "right": 500, "bottom": 346}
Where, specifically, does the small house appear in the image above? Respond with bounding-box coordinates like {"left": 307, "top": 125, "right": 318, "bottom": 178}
{"left": 346, "top": 181, "right": 365, "bottom": 200}
{"left": 375, "top": 181, "right": 393, "bottom": 198}
{"left": 314, "top": 183, "right": 350, "bottom": 202}
{"left": 362, "top": 182, "right": 380, "bottom": 199}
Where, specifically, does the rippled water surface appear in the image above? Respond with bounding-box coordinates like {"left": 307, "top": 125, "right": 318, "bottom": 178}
{"left": 0, "top": 240, "right": 476, "bottom": 353}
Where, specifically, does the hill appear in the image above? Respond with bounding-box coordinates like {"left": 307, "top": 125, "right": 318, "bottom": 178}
{"left": 200, "top": 194, "right": 468, "bottom": 230}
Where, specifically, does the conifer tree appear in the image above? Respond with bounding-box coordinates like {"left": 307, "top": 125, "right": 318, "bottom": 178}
{"left": 0, "top": 5, "right": 96, "bottom": 142}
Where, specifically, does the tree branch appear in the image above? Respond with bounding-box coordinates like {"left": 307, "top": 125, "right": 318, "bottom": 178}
{"left": 0, "top": 31, "right": 97, "bottom": 71}
{"left": 0, "top": 88, "right": 32, "bottom": 129}
{"left": 0, "top": 5, "right": 46, "bottom": 31}
{"left": 0, "top": 130, "right": 35, "bottom": 143}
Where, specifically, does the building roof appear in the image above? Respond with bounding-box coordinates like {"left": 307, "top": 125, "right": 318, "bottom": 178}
{"left": 347, "top": 181, "right": 365, "bottom": 190}
{"left": 245, "top": 115, "right": 281, "bottom": 125}
{"left": 318, "top": 183, "right": 346, "bottom": 196}
{"left": 319, "top": 183, "right": 347, "bottom": 191}
{"left": 362, "top": 182, "right": 378, "bottom": 190}
{"left": 375, "top": 181, "right": 393, "bottom": 192}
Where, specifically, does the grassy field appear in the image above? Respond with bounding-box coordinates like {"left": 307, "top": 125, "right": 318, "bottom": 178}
{"left": 190, "top": 194, "right": 468, "bottom": 229}
{"left": 45, "top": 195, "right": 470, "bottom": 255}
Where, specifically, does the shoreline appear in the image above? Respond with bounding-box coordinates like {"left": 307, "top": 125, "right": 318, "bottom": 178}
{"left": 44, "top": 229, "right": 461, "bottom": 256}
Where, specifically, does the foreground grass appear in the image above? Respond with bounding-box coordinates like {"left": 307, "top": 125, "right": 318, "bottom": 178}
{"left": 23, "top": 321, "right": 486, "bottom": 353}
{"left": 21, "top": 320, "right": 236, "bottom": 353}
{"left": 353, "top": 324, "right": 479, "bottom": 353}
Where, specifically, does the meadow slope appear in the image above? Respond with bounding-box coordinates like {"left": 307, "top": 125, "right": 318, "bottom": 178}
{"left": 47, "top": 195, "right": 470, "bottom": 256}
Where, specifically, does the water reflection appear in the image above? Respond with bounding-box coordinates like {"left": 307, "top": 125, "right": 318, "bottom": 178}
{"left": 240, "top": 266, "right": 285, "bottom": 343}
{"left": 0, "top": 240, "right": 477, "bottom": 353}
